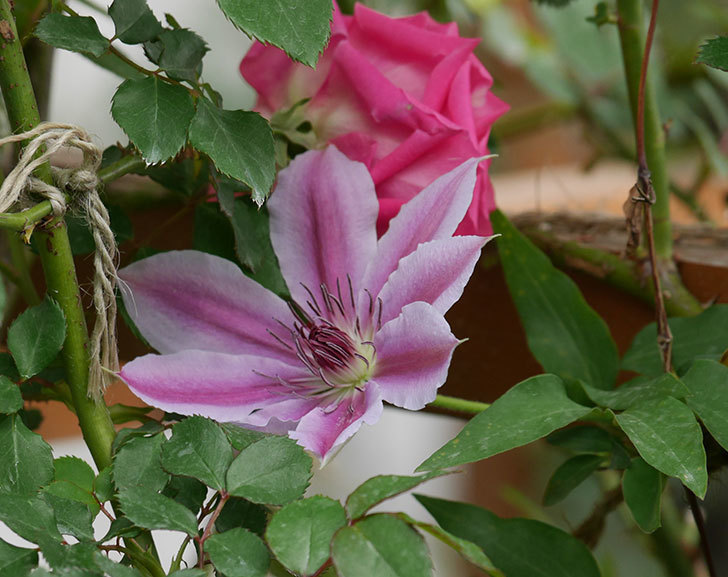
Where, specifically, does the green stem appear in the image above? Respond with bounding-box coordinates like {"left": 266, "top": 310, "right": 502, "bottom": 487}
{"left": 0, "top": 154, "right": 145, "bottom": 232}
{"left": 520, "top": 225, "right": 702, "bottom": 317}
{"left": 0, "top": 0, "right": 115, "bottom": 470}
{"left": 5, "top": 231, "right": 40, "bottom": 305}
{"left": 429, "top": 394, "right": 489, "bottom": 414}
{"left": 616, "top": 0, "right": 671, "bottom": 261}
{"left": 98, "top": 154, "right": 145, "bottom": 183}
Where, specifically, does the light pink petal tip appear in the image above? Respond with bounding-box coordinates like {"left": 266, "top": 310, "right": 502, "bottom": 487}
{"left": 374, "top": 302, "right": 459, "bottom": 410}
{"left": 290, "top": 383, "right": 383, "bottom": 463}
{"left": 119, "top": 350, "right": 307, "bottom": 424}
{"left": 268, "top": 147, "right": 379, "bottom": 304}
{"left": 119, "top": 250, "right": 296, "bottom": 362}
{"left": 363, "top": 157, "right": 481, "bottom": 299}
{"left": 378, "top": 235, "right": 493, "bottom": 324}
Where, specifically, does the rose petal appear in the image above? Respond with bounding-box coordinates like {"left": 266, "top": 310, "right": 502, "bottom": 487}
{"left": 290, "top": 383, "right": 383, "bottom": 463}
{"left": 373, "top": 302, "right": 459, "bottom": 410}
{"left": 119, "top": 350, "right": 310, "bottom": 424}
{"left": 378, "top": 235, "right": 492, "bottom": 324}
{"left": 362, "top": 157, "right": 480, "bottom": 300}
{"left": 119, "top": 250, "right": 296, "bottom": 361}
{"left": 268, "top": 147, "right": 379, "bottom": 305}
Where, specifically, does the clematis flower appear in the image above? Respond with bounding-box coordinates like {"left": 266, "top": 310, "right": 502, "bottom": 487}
{"left": 118, "top": 147, "right": 493, "bottom": 462}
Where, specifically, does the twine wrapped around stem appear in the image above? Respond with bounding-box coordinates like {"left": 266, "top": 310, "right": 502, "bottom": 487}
{"left": 0, "top": 122, "right": 118, "bottom": 398}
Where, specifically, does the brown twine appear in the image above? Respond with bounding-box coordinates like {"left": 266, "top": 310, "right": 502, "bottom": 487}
{"left": 0, "top": 122, "right": 119, "bottom": 399}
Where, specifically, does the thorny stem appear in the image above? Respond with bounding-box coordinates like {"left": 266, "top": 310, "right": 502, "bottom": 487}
{"left": 197, "top": 491, "right": 230, "bottom": 569}
{"left": 6, "top": 230, "right": 40, "bottom": 305}
{"left": 0, "top": 154, "right": 145, "bottom": 232}
{"left": 0, "top": 0, "right": 117, "bottom": 471}
{"left": 620, "top": 0, "right": 714, "bottom": 574}
{"left": 619, "top": 0, "right": 673, "bottom": 372}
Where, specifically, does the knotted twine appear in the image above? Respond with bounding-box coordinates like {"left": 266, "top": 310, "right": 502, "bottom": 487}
{"left": 0, "top": 122, "right": 119, "bottom": 399}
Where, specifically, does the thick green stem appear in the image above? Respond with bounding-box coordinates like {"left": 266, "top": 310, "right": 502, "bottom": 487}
{"left": 429, "top": 394, "right": 489, "bottom": 415}
{"left": 0, "top": 0, "right": 115, "bottom": 470}
{"left": 0, "top": 154, "right": 145, "bottom": 231}
{"left": 616, "top": 0, "right": 672, "bottom": 261}
{"left": 520, "top": 226, "right": 702, "bottom": 317}
{"left": 5, "top": 230, "right": 40, "bottom": 306}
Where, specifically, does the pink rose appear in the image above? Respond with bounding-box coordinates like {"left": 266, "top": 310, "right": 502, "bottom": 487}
{"left": 241, "top": 3, "right": 508, "bottom": 236}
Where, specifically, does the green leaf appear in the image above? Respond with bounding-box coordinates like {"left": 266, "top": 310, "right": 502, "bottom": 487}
{"left": 113, "top": 433, "right": 169, "bottom": 493}
{"left": 54, "top": 457, "right": 95, "bottom": 493}
{"left": 0, "top": 492, "right": 62, "bottom": 544}
{"left": 193, "top": 203, "right": 239, "bottom": 265}
{"left": 697, "top": 36, "right": 728, "bottom": 72}
{"left": 582, "top": 373, "right": 690, "bottom": 410}
{"left": 546, "top": 425, "right": 614, "bottom": 454}
{"left": 266, "top": 496, "right": 346, "bottom": 576}
{"left": 119, "top": 489, "right": 198, "bottom": 536}
{"left": 43, "top": 481, "right": 98, "bottom": 512}
{"left": 216, "top": 0, "right": 332, "bottom": 67}
{"left": 44, "top": 492, "right": 95, "bottom": 541}
{"left": 221, "top": 423, "right": 265, "bottom": 451}
{"left": 332, "top": 515, "right": 432, "bottom": 577}
{"left": 398, "top": 515, "right": 502, "bottom": 577}
{"left": 216, "top": 497, "right": 268, "bottom": 537}
{"left": 112, "top": 420, "right": 165, "bottom": 453}
{"left": 94, "top": 467, "right": 114, "bottom": 503}
{"left": 622, "top": 457, "right": 664, "bottom": 533}
{"left": 491, "top": 210, "right": 618, "bottom": 390}
{"left": 226, "top": 436, "right": 312, "bottom": 505}
{"left": 418, "top": 374, "right": 591, "bottom": 471}
{"left": 93, "top": 552, "right": 144, "bottom": 577}
{"left": 0, "top": 376, "right": 23, "bottom": 414}
{"left": 681, "top": 359, "right": 728, "bottom": 453}
{"left": 162, "top": 476, "right": 207, "bottom": 513}
{"left": 109, "top": 0, "right": 162, "bottom": 44}
{"left": 189, "top": 97, "right": 275, "bottom": 205}
{"left": 111, "top": 76, "right": 195, "bottom": 164}
{"left": 162, "top": 416, "right": 233, "bottom": 490}
{"left": 417, "top": 495, "right": 600, "bottom": 577}
{"left": 101, "top": 517, "right": 142, "bottom": 541}
{"left": 0, "top": 538, "right": 38, "bottom": 577}
{"left": 622, "top": 305, "right": 728, "bottom": 376}
{"left": 216, "top": 184, "right": 287, "bottom": 294}
{"left": 543, "top": 454, "right": 604, "bottom": 506}
{"left": 7, "top": 297, "right": 66, "bottom": 380}
{"left": 168, "top": 571, "right": 206, "bottom": 577}
{"left": 0, "top": 414, "right": 53, "bottom": 493}
{"left": 206, "top": 528, "right": 269, "bottom": 577}
{"left": 0, "top": 353, "right": 20, "bottom": 381}
{"left": 615, "top": 396, "right": 707, "bottom": 497}
{"left": 34, "top": 13, "right": 109, "bottom": 57}
{"left": 152, "top": 29, "right": 208, "bottom": 83}
{"left": 346, "top": 471, "right": 449, "bottom": 520}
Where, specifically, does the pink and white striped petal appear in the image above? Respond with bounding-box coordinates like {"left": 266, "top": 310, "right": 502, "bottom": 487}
{"left": 362, "top": 157, "right": 480, "bottom": 300}
{"left": 119, "top": 250, "right": 296, "bottom": 362}
{"left": 119, "top": 350, "right": 309, "bottom": 424}
{"left": 377, "top": 235, "right": 491, "bottom": 324}
{"left": 373, "top": 302, "right": 459, "bottom": 410}
{"left": 290, "top": 383, "right": 383, "bottom": 463}
{"left": 268, "top": 146, "right": 379, "bottom": 307}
